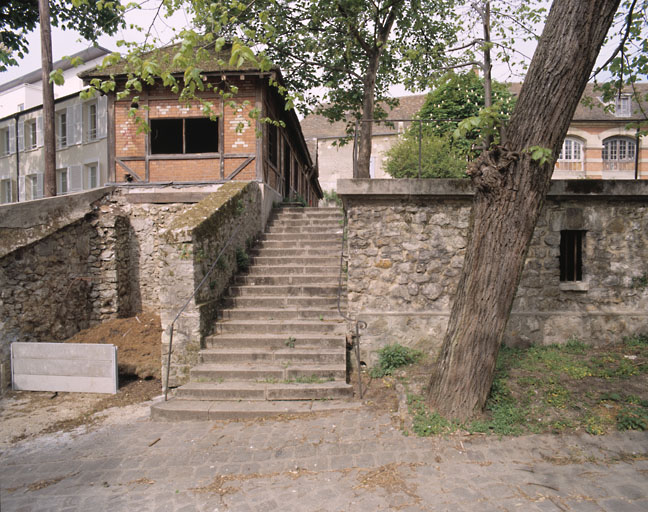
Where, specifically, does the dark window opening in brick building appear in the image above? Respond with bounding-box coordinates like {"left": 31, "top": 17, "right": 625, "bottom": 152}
{"left": 560, "top": 230, "right": 584, "bottom": 281}
{"left": 150, "top": 118, "right": 219, "bottom": 154}
{"left": 268, "top": 124, "right": 278, "bottom": 166}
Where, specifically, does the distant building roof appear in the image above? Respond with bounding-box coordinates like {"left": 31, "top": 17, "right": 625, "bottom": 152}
{"left": 300, "top": 94, "right": 428, "bottom": 139}
{"left": 0, "top": 46, "right": 112, "bottom": 93}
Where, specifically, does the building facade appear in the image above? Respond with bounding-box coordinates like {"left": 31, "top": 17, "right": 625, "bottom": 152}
{"left": 81, "top": 46, "right": 321, "bottom": 205}
{"left": 0, "top": 47, "right": 112, "bottom": 203}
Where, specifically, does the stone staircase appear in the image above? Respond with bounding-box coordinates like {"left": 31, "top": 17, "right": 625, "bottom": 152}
{"left": 151, "top": 206, "right": 356, "bottom": 420}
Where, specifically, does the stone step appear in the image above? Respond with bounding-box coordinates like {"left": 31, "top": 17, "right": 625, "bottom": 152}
{"left": 151, "top": 399, "right": 360, "bottom": 421}
{"left": 248, "top": 256, "right": 341, "bottom": 266}
{"left": 273, "top": 209, "right": 342, "bottom": 217}
{"left": 256, "top": 240, "right": 340, "bottom": 250}
{"left": 218, "top": 307, "right": 343, "bottom": 321}
{"left": 245, "top": 265, "right": 340, "bottom": 276}
{"left": 214, "top": 319, "right": 344, "bottom": 335}
{"left": 190, "top": 363, "right": 346, "bottom": 381}
{"left": 262, "top": 232, "right": 342, "bottom": 242}
{"left": 266, "top": 224, "right": 343, "bottom": 233}
{"left": 175, "top": 381, "right": 353, "bottom": 401}
{"left": 204, "top": 333, "right": 346, "bottom": 350}
{"left": 221, "top": 296, "right": 344, "bottom": 309}
{"left": 249, "top": 248, "right": 339, "bottom": 258}
{"left": 228, "top": 285, "right": 341, "bottom": 296}
{"left": 234, "top": 275, "right": 340, "bottom": 286}
{"left": 200, "top": 348, "right": 345, "bottom": 364}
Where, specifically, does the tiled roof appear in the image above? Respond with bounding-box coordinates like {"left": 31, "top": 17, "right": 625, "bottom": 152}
{"left": 300, "top": 94, "right": 427, "bottom": 139}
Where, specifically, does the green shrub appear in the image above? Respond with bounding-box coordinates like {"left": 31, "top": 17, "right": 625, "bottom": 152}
{"left": 385, "top": 135, "right": 467, "bottom": 179}
{"left": 370, "top": 343, "right": 422, "bottom": 378}
{"left": 616, "top": 406, "right": 648, "bottom": 431}
{"left": 236, "top": 247, "right": 249, "bottom": 272}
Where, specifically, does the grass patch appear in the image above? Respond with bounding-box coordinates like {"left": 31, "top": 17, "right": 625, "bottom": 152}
{"left": 400, "top": 333, "right": 648, "bottom": 437}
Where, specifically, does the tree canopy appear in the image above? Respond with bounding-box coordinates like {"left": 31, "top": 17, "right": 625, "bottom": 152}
{"left": 0, "top": 0, "right": 125, "bottom": 71}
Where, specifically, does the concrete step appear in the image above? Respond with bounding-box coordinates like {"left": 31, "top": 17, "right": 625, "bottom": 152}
{"left": 200, "top": 348, "right": 345, "bottom": 365}
{"left": 175, "top": 381, "right": 353, "bottom": 401}
{"left": 151, "top": 398, "right": 360, "bottom": 421}
{"left": 204, "top": 333, "right": 346, "bottom": 350}
{"left": 228, "top": 285, "right": 341, "bottom": 296}
{"left": 245, "top": 266, "right": 340, "bottom": 276}
{"left": 190, "top": 363, "right": 346, "bottom": 381}
{"left": 221, "top": 296, "right": 344, "bottom": 309}
{"left": 234, "top": 275, "right": 339, "bottom": 286}
{"left": 214, "top": 319, "right": 344, "bottom": 335}
{"left": 218, "top": 308, "right": 343, "bottom": 321}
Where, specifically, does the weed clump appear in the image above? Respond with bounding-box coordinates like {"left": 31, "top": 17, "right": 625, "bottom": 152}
{"left": 370, "top": 344, "right": 422, "bottom": 378}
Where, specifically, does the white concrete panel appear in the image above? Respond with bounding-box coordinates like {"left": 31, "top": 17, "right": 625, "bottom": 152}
{"left": 11, "top": 342, "right": 118, "bottom": 394}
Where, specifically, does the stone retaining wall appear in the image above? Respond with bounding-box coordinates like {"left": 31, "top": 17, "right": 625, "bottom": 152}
{"left": 339, "top": 179, "right": 648, "bottom": 365}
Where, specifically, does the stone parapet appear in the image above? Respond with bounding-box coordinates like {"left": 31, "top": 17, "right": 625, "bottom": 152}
{"left": 340, "top": 179, "right": 648, "bottom": 365}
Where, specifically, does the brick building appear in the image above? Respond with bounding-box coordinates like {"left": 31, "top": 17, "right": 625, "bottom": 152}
{"left": 81, "top": 46, "right": 322, "bottom": 205}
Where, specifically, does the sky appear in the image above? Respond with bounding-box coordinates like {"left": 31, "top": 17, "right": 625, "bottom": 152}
{"left": 0, "top": 2, "right": 626, "bottom": 95}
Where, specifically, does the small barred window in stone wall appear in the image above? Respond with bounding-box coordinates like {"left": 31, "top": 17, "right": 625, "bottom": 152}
{"left": 560, "top": 230, "right": 584, "bottom": 282}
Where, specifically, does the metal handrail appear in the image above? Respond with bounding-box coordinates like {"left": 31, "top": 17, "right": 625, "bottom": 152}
{"left": 336, "top": 209, "right": 367, "bottom": 398}
{"left": 163, "top": 227, "right": 242, "bottom": 400}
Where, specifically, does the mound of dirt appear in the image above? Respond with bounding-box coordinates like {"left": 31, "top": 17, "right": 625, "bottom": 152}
{"left": 66, "top": 311, "right": 162, "bottom": 379}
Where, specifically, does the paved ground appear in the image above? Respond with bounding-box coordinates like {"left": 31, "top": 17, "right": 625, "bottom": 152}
{"left": 1, "top": 399, "right": 647, "bottom": 512}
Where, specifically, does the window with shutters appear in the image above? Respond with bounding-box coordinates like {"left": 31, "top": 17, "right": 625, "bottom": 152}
{"left": 57, "top": 168, "right": 69, "bottom": 195}
{"left": 56, "top": 110, "right": 68, "bottom": 148}
{"left": 25, "top": 120, "right": 37, "bottom": 150}
{"left": 0, "top": 128, "right": 9, "bottom": 156}
{"left": 150, "top": 118, "right": 219, "bottom": 154}
{"left": 86, "top": 102, "right": 98, "bottom": 141}
{"left": 0, "top": 179, "right": 11, "bottom": 203}
{"left": 85, "top": 163, "right": 98, "bottom": 189}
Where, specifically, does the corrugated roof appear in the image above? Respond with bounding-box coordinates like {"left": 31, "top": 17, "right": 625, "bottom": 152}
{"left": 0, "top": 46, "right": 111, "bottom": 93}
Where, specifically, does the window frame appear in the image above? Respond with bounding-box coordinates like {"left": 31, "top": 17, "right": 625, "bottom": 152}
{"left": 602, "top": 137, "right": 636, "bottom": 171}
{"left": 86, "top": 102, "right": 98, "bottom": 142}
{"left": 1, "top": 179, "right": 11, "bottom": 203}
{"left": 614, "top": 94, "right": 632, "bottom": 117}
{"left": 56, "top": 168, "right": 69, "bottom": 195}
{"left": 1, "top": 128, "right": 9, "bottom": 156}
{"left": 25, "top": 120, "right": 37, "bottom": 150}
{"left": 56, "top": 110, "right": 68, "bottom": 148}
{"left": 560, "top": 230, "right": 585, "bottom": 283}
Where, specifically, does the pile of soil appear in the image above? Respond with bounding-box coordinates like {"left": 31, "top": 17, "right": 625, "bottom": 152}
{"left": 66, "top": 311, "right": 162, "bottom": 379}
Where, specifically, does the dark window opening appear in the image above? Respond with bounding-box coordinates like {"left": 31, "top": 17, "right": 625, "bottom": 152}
{"left": 284, "top": 140, "right": 291, "bottom": 196}
{"left": 268, "top": 125, "right": 278, "bottom": 166}
{"left": 150, "top": 118, "right": 219, "bottom": 155}
{"left": 560, "top": 230, "right": 584, "bottom": 282}
{"left": 185, "top": 118, "right": 218, "bottom": 153}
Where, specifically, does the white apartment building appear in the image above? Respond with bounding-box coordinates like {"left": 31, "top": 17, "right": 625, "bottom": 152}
{"left": 0, "top": 47, "right": 111, "bottom": 203}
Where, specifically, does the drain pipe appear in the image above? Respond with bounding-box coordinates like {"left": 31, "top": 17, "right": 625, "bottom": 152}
{"left": 635, "top": 127, "right": 640, "bottom": 180}
{"left": 14, "top": 114, "right": 20, "bottom": 202}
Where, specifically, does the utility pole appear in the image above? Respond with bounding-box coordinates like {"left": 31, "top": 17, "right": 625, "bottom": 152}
{"left": 38, "top": 0, "right": 56, "bottom": 197}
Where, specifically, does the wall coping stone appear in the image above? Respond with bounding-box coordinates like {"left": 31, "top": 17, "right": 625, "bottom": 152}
{"left": 338, "top": 179, "right": 648, "bottom": 201}
{"left": 0, "top": 187, "right": 115, "bottom": 259}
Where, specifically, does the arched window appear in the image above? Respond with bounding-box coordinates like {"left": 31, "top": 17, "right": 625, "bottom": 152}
{"left": 558, "top": 138, "right": 583, "bottom": 161}
{"left": 556, "top": 137, "right": 583, "bottom": 173}
{"left": 603, "top": 137, "right": 636, "bottom": 171}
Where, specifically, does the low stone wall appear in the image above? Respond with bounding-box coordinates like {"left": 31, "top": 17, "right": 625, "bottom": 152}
{"left": 159, "top": 181, "right": 263, "bottom": 387}
{"left": 339, "top": 179, "right": 648, "bottom": 365}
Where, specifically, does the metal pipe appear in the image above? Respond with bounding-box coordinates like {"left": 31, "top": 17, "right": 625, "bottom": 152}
{"left": 635, "top": 126, "right": 640, "bottom": 180}
{"left": 418, "top": 121, "right": 422, "bottom": 179}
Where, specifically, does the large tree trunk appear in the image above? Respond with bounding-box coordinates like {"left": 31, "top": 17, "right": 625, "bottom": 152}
{"left": 39, "top": 0, "right": 56, "bottom": 197}
{"left": 428, "top": 0, "right": 620, "bottom": 421}
{"left": 355, "top": 51, "right": 380, "bottom": 178}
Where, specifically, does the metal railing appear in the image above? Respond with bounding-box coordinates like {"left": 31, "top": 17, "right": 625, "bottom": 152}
{"left": 163, "top": 227, "right": 242, "bottom": 401}
{"left": 336, "top": 210, "right": 367, "bottom": 399}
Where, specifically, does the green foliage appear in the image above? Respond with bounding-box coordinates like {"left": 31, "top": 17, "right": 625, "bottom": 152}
{"left": 370, "top": 344, "right": 422, "bottom": 378}
{"left": 617, "top": 406, "right": 648, "bottom": 431}
{"left": 631, "top": 274, "right": 648, "bottom": 289}
{"left": 322, "top": 190, "right": 342, "bottom": 207}
{"left": 0, "top": 0, "right": 125, "bottom": 71}
{"left": 624, "top": 333, "right": 648, "bottom": 348}
{"left": 407, "top": 394, "right": 459, "bottom": 436}
{"left": 285, "top": 336, "right": 296, "bottom": 349}
{"left": 417, "top": 71, "right": 516, "bottom": 157}
{"left": 385, "top": 134, "right": 467, "bottom": 179}
{"left": 235, "top": 247, "right": 249, "bottom": 272}
{"left": 526, "top": 146, "right": 553, "bottom": 166}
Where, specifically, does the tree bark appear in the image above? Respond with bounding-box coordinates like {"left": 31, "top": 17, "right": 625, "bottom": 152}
{"left": 39, "top": 0, "right": 56, "bottom": 197}
{"left": 355, "top": 50, "right": 380, "bottom": 178}
{"left": 428, "top": 0, "right": 620, "bottom": 421}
